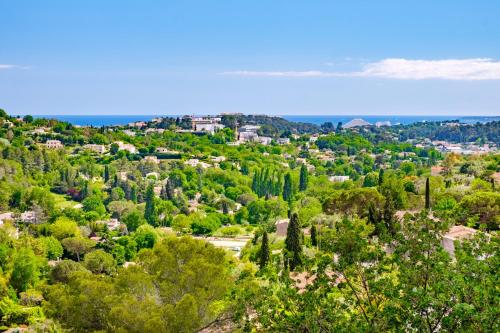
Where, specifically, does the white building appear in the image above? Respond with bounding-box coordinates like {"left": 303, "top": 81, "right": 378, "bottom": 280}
{"left": 145, "top": 128, "right": 165, "bottom": 134}
{"left": 256, "top": 136, "right": 272, "bottom": 145}
{"left": 128, "top": 121, "right": 147, "bottom": 128}
{"left": 329, "top": 176, "right": 350, "bottom": 182}
{"left": 156, "top": 147, "right": 180, "bottom": 154}
{"left": 184, "top": 159, "right": 211, "bottom": 169}
{"left": 195, "top": 123, "right": 225, "bottom": 134}
{"left": 0, "top": 212, "right": 14, "bottom": 225}
{"left": 239, "top": 125, "right": 260, "bottom": 133}
{"left": 277, "top": 138, "right": 290, "bottom": 145}
{"left": 114, "top": 141, "right": 137, "bottom": 154}
{"left": 45, "top": 140, "right": 63, "bottom": 149}
{"left": 211, "top": 156, "right": 226, "bottom": 163}
{"left": 32, "top": 127, "right": 49, "bottom": 135}
{"left": 238, "top": 131, "right": 258, "bottom": 142}
{"left": 83, "top": 144, "right": 106, "bottom": 154}
{"left": 123, "top": 129, "right": 136, "bottom": 137}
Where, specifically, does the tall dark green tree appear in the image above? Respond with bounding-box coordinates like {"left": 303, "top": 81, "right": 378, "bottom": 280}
{"left": 368, "top": 202, "right": 384, "bottom": 236}
{"left": 383, "top": 192, "right": 396, "bottom": 236}
{"left": 80, "top": 181, "right": 89, "bottom": 200}
{"left": 285, "top": 213, "right": 302, "bottom": 271}
{"left": 103, "top": 165, "right": 110, "bottom": 183}
{"left": 144, "top": 184, "right": 157, "bottom": 226}
{"left": 130, "top": 185, "right": 138, "bottom": 203}
{"left": 310, "top": 225, "right": 317, "bottom": 247}
{"left": 299, "top": 164, "right": 308, "bottom": 192}
{"left": 378, "top": 168, "right": 385, "bottom": 187}
{"left": 425, "top": 177, "right": 431, "bottom": 209}
{"left": 283, "top": 173, "right": 293, "bottom": 202}
{"left": 259, "top": 231, "right": 270, "bottom": 269}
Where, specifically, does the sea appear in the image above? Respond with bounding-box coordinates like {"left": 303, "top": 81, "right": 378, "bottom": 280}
{"left": 33, "top": 114, "right": 499, "bottom": 127}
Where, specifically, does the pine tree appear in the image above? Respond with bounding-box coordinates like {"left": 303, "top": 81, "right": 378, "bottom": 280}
{"left": 311, "top": 225, "right": 317, "bottom": 247}
{"left": 299, "top": 164, "right": 308, "bottom": 192}
{"left": 259, "top": 231, "right": 270, "bottom": 269}
{"left": 144, "top": 184, "right": 157, "bottom": 226}
{"left": 283, "top": 173, "right": 293, "bottom": 202}
{"left": 425, "top": 177, "right": 431, "bottom": 210}
{"left": 285, "top": 213, "right": 302, "bottom": 271}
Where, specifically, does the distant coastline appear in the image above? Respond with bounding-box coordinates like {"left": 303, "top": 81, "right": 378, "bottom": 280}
{"left": 29, "top": 114, "right": 500, "bottom": 127}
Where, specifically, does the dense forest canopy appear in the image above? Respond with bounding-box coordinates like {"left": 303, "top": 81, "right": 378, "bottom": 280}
{"left": 0, "top": 108, "right": 498, "bottom": 332}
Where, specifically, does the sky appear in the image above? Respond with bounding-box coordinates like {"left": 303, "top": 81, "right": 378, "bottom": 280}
{"left": 1, "top": 0, "right": 500, "bottom": 116}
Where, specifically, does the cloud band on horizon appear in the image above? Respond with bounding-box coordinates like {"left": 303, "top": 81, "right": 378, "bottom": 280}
{"left": 222, "top": 58, "right": 500, "bottom": 80}
{"left": 0, "top": 64, "right": 29, "bottom": 70}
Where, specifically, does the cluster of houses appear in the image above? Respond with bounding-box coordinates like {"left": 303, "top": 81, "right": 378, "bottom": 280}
{"left": 431, "top": 141, "right": 496, "bottom": 155}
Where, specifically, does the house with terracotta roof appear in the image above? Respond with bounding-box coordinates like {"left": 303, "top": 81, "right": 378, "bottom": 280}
{"left": 442, "top": 225, "right": 477, "bottom": 257}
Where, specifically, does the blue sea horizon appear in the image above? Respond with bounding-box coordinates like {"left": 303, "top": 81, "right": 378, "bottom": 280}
{"left": 31, "top": 114, "right": 499, "bottom": 127}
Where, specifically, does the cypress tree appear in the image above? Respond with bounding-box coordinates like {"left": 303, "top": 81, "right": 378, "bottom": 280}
{"left": 283, "top": 173, "right": 293, "bottom": 202}
{"left": 130, "top": 185, "right": 137, "bottom": 203}
{"left": 378, "top": 168, "right": 385, "bottom": 187}
{"left": 259, "top": 231, "right": 270, "bottom": 269}
{"left": 80, "top": 181, "right": 89, "bottom": 199}
{"left": 299, "top": 164, "right": 308, "bottom": 192}
{"left": 311, "top": 225, "right": 317, "bottom": 247}
{"left": 197, "top": 167, "right": 203, "bottom": 191}
{"left": 252, "top": 170, "right": 259, "bottom": 195}
{"left": 165, "top": 178, "right": 175, "bottom": 200}
{"left": 285, "top": 213, "right": 302, "bottom": 271}
{"left": 383, "top": 192, "right": 396, "bottom": 236}
{"left": 144, "top": 184, "right": 157, "bottom": 226}
{"left": 425, "top": 177, "right": 430, "bottom": 209}
{"left": 104, "top": 165, "right": 110, "bottom": 183}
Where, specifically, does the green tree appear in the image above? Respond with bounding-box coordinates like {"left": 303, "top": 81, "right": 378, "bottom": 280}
{"left": 23, "top": 114, "right": 34, "bottom": 123}
{"left": 110, "top": 143, "right": 119, "bottom": 155}
{"left": 83, "top": 249, "right": 116, "bottom": 275}
{"left": 104, "top": 165, "right": 110, "bottom": 183}
{"left": 144, "top": 184, "right": 157, "bottom": 226}
{"left": 285, "top": 213, "right": 302, "bottom": 271}
{"left": 299, "top": 164, "right": 308, "bottom": 191}
{"left": 259, "top": 231, "right": 270, "bottom": 269}
{"left": 61, "top": 237, "right": 96, "bottom": 261}
{"left": 283, "top": 173, "right": 293, "bottom": 202}
{"left": 49, "top": 259, "right": 88, "bottom": 283}
{"left": 41, "top": 236, "right": 64, "bottom": 260}
{"left": 82, "top": 195, "right": 106, "bottom": 216}
{"left": 50, "top": 217, "right": 80, "bottom": 240}
{"left": 378, "top": 168, "right": 385, "bottom": 187}
{"left": 310, "top": 225, "right": 317, "bottom": 247}
{"left": 10, "top": 247, "right": 41, "bottom": 292}
{"left": 425, "top": 177, "right": 431, "bottom": 209}
{"left": 133, "top": 225, "right": 158, "bottom": 250}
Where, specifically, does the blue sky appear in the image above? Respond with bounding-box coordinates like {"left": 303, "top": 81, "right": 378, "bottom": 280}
{"left": 1, "top": 0, "right": 500, "bottom": 116}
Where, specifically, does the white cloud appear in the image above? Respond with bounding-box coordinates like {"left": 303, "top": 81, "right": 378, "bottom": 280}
{"left": 222, "top": 58, "right": 500, "bottom": 80}
{"left": 0, "top": 64, "right": 31, "bottom": 70}
{"left": 0, "top": 64, "right": 17, "bottom": 69}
